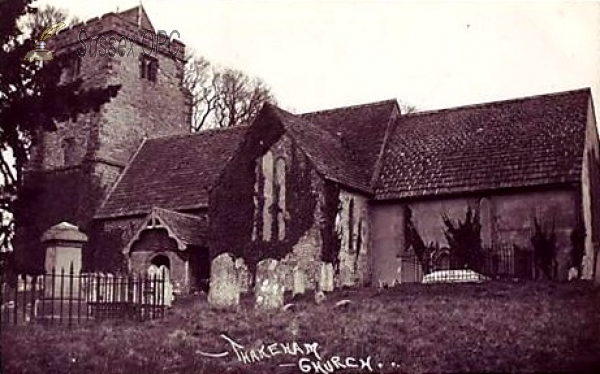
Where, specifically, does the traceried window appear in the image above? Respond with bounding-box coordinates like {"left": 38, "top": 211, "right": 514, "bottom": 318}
{"left": 62, "top": 52, "right": 81, "bottom": 82}
{"left": 140, "top": 55, "right": 158, "bottom": 82}
{"left": 252, "top": 151, "right": 287, "bottom": 242}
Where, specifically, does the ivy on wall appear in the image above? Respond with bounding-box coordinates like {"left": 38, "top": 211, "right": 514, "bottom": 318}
{"left": 14, "top": 167, "right": 85, "bottom": 273}
{"left": 88, "top": 220, "right": 129, "bottom": 273}
{"left": 241, "top": 141, "right": 317, "bottom": 273}
{"left": 209, "top": 119, "right": 318, "bottom": 277}
{"left": 321, "top": 181, "right": 342, "bottom": 273}
{"left": 531, "top": 217, "right": 557, "bottom": 280}
{"left": 404, "top": 206, "right": 433, "bottom": 274}
{"left": 442, "top": 206, "right": 482, "bottom": 270}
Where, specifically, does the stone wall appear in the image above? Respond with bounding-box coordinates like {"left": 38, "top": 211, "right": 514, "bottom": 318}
{"left": 210, "top": 112, "right": 364, "bottom": 292}
{"left": 91, "top": 215, "right": 142, "bottom": 272}
{"left": 91, "top": 208, "right": 207, "bottom": 273}
{"left": 581, "top": 97, "right": 600, "bottom": 280}
{"left": 98, "top": 29, "right": 188, "bottom": 166}
{"left": 19, "top": 12, "right": 189, "bottom": 274}
{"left": 336, "top": 190, "right": 370, "bottom": 287}
{"left": 370, "top": 187, "right": 581, "bottom": 285}
{"left": 369, "top": 204, "right": 405, "bottom": 287}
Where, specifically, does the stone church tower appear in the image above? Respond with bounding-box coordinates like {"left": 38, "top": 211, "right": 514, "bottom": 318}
{"left": 15, "top": 6, "right": 189, "bottom": 272}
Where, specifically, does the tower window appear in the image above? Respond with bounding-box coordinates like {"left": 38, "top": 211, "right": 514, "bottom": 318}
{"left": 63, "top": 52, "right": 81, "bottom": 81}
{"left": 140, "top": 55, "right": 158, "bottom": 82}
{"left": 63, "top": 137, "right": 76, "bottom": 166}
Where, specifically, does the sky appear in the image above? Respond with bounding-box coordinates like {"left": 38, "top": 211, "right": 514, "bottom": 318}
{"left": 35, "top": 0, "right": 600, "bottom": 119}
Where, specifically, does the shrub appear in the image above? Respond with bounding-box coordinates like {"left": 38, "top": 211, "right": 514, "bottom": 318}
{"left": 404, "top": 206, "right": 433, "bottom": 274}
{"left": 442, "top": 206, "right": 482, "bottom": 271}
{"left": 531, "top": 217, "right": 557, "bottom": 280}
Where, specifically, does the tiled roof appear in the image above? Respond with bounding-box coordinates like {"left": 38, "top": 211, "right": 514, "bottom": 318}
{"left": 266, "top": 104, "right": 374, "bottom": 192}
{"left": 96, "top": 88, "right": 592, "bottom": 219}
{"left": 375, "top": 88, "right": 591, "bottom": 199}
{"left": 301, "top": 99, "right": 398, "bottom": 188}
{"left": 152, "top": 207, "right": 207, "bottom": 247}
{"left": 123, "top": 207, "right": 207, "bottom": 253}
{"left": 95, "top": 126, "right": 248, "bottom": 219}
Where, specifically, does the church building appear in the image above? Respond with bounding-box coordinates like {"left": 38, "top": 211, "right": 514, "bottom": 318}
{"left": 15, "top": 6, "right": 600, "bottom": 294}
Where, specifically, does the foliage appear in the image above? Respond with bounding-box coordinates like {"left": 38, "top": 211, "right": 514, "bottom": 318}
{"left": 442, "top": 206, "right": 482, "bottom": 270}
{"left": 320, "top": 181, "right": 342, "bottom": 271}
{"left": 404, "top": 206, "right": 433, "bottom": 274}
{"left": 184, "top": 52, "right": 275, "bottom": 131}
{"left": 531, "top": 217, "right": 558, "bottom": 280}
{"left": 0, "top": 1, "right": 120, "bottom": 252}
{"left": 398, "top": 100, "right": 418, "bottom": 114}
{"left": 22, "top": 5, "right": 81, "bottom": 40}
{"left": 2, "top": 282, "right": 600, "bottom": 374}
{"left": 209, "top": 123, "right": 316, "bottom": 276}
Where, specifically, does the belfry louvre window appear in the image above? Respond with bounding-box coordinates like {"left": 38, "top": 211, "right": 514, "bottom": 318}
{"left": 62, "top": 52, "right": 81, "bottom": 82}
{"left": 140, "top": 55, "right": 158, "bottom": 82}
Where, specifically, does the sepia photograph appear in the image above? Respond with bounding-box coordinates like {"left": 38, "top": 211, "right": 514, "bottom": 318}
{"left": 1, "top": 0, "right": 599, "bottom": 373}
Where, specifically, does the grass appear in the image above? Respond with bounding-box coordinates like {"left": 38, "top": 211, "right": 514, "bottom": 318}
{"left": 1, "top": 281, "right": 600, "bottom": 373}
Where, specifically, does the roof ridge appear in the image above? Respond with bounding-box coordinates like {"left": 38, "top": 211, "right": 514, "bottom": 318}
{"left": 402, "top": 88, "right": 591, "bottom": 119}
{"left": 301, "top": 98, "right": 397, "bottom": 117}
{"left": 268, "top": 105, "right": 373, "bottom": 193}
{"left": 152, "top": 207, "right": 203, "bottom": 220}
{"left": 146, "top": 125, "right": 249, "bottom": 141}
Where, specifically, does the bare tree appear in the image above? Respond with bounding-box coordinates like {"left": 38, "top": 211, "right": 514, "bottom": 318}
{"left": 399, "top": 101, "right": 418, "bottom": 115}
{"left": 184, "top": 54, "right": 219, "bottom": 131}
{"left": 184, "top": 53, "right": 275, "bottom": 131}
{"left": 213, "top": 69, "right": 274, "bottom": 129}
{"left": 24, "top": 5, "right": 81, "bottom": 40}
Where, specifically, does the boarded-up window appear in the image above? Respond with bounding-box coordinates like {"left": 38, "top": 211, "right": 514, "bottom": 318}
{"left": 275, "top": 158, "right": 286, "bottom": 240}
{"left": 63, "top": 137, "right": 76, "bottom": 166}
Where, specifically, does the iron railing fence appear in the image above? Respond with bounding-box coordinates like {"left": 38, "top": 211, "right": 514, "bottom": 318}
{"left": 401, "top": 244, "right": 536, "bottom": 283}
{"left": 1, "top": 264, "right": 168, "bottom": 327}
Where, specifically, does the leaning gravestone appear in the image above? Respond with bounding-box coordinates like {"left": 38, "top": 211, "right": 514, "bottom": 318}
{"left": 255, "top": 259, "right": 285, "bottom": 310}
{"left": 208, "top": 253, "right": 240, "bottom": 308}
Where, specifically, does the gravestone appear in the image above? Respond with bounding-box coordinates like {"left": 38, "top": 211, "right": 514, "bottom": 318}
{"left": 208, "top": 253, "right": 240, "bottom": 308}
{"left": 319, "top": 262, "right": 334, "bottom": 292}
{"left": 255, "top": 259, "right": 285, "bottom": 310}
{"left": 235, "top": 258, "right": 250, "bottom": 293}
{"left": 292, "top": 266, "right": 306, "bottom": 296}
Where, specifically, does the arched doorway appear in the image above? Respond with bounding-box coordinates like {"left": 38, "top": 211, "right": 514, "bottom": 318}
{"left": 150, "top": 254, "right": 170, "bottom": 269}
{"left": 148, "top": 254, "right": 173, "bottom": 306}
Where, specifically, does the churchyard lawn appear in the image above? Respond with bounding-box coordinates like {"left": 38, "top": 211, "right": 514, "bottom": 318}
{"left": 1, "top": 281, "right": 599, "bottom": 373}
